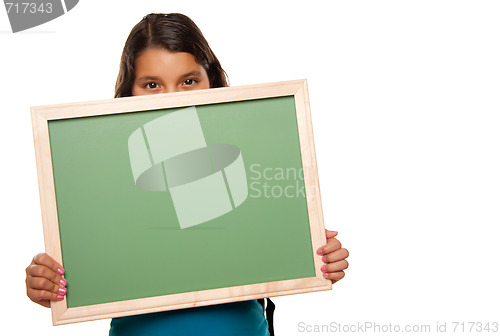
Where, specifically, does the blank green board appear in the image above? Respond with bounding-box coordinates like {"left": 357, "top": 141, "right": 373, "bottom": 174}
{"left": 48, "top": 96, "right": 315, "bottom": 308}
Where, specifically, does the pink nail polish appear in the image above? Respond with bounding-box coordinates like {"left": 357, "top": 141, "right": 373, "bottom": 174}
{"left": 322, "top": 256, "right": 327, "bottom": 262}
{"left": 321, "top": 266, "right": 326, "bottom": 272}
{"left": 57, "top": 268, "right": 64, "bottom": 275}
{"left": 323, "top": 273, "right": 328, "bottom": 278}
{"left": 316, "top": 249, "right": 323, "bottom": 255}
{"left": 60, "top": 279, "right": 67, "bottom": 287}
{"left": 57, "top": 295, "right": 64, "bottom": 300}
{"left": 58, "top": 288, "right": 67, "bottom": 294}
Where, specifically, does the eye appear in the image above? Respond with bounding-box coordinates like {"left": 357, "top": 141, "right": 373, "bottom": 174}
{"left": 183, "top": 78, "right": 197, "bottom": 86}
{"left": 145, "top": 82, "right": 159, "bottom": 89}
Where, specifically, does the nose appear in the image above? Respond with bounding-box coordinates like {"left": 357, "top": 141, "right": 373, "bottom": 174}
{"left": 163, "top": 86, "right": 182, "bottom": 94}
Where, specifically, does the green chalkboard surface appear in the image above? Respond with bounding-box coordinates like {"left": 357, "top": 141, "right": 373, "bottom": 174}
{"left": 32, "top": 80, "right": 330, "bottom": 325}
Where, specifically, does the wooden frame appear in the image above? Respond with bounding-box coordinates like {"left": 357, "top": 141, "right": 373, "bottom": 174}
{"left": 31, "top": 79, "right": 330, "bottom": 326}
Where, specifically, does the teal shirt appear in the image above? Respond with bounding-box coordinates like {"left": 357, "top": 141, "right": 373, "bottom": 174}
{"left": 109, "top": 300, "right": 269, "bottom": 336}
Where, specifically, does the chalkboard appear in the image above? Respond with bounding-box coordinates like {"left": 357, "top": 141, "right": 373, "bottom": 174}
{"left": 31, "top": 80, "right": 330, "bottom": 325}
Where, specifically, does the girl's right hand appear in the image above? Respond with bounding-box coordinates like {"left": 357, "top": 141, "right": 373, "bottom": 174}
{"left": 25, "top": 253, "right": 67, "bottom": 308}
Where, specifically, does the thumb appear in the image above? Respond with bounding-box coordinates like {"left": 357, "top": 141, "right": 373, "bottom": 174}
{"left": 325, "top": 229, "right": 338, "bottom": 239}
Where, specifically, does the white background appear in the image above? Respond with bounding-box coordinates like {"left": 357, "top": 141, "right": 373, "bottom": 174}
{"left": 2, "top": 1, "right": 499, "bottom": 335}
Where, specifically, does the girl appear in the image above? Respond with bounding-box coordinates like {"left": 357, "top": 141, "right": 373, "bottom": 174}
{"left": 25, "top": 13, "right": 349, "bottom": 335}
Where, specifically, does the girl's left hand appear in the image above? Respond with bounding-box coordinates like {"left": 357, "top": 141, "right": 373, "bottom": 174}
{"left": 317, "top": 230, "right": 349, "bottom": 282}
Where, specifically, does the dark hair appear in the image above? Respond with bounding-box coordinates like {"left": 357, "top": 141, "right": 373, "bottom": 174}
{"left": 114, "top": 13, "right": 228, "bottom": 98}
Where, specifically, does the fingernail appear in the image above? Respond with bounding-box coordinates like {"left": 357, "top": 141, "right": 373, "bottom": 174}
{"left": 57, "top": 268, "right": 64, "bottom": 275}
{"left": 58, "top": 288, "right": 67, "bottom": 294}
{"left": 323, "top": 273, "right": 329, "bottom": 278}
{"left": 57, "top": 295, "right": 64, "bottom": 300}
{"left": 316, "top": 249, "right": 323, "bottom": 255}
{"left": 60, "top": 279, "right": 67, "bottom": 287}
{"left": 321, "top": 266, "right": 326, "bottom": 272}
{"left": 322, "top": 256, "right": 327, "bottom": 262}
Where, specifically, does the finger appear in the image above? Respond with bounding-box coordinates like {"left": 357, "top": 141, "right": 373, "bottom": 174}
{"left": 26, "top": 264, "right": 67, "bottom": 288}
{"left": 325, "top": 230, "right": 338, "bottom": 239}
{"left": 316, "top": 238, "right": 342, "bottom": 255}
{"left": 322, "top": 271, "right": 345, "bottom": 282}
{"left": 27, "top": 287, "right": 65, "bottom": 307}
{"left": 27, "top": 294, "right": 51, "bottom": 308}
{"left": 27, "top": 275, "right": 67, "bottom": 296}
{"left": 33, "top": 253, "right": 65, "bottom": 276}
{"left": 321, "top": 260, "right": 349, "bottom": 273}
{"left": 322, "top": 248, "right": 349, "bottom": 263}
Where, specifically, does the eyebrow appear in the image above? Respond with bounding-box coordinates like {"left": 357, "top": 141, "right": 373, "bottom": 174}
{"left": 180, "top": 71, "right": 202, "bottom": 79}
{"left": 135, "top": 76, "right": 161, "bottom": 82}
{"left": 136, "top": 72, "right": 202, "bottom": 83}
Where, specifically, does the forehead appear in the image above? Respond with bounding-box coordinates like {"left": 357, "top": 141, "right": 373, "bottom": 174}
{"left": 134, "top": 48, "right": 203, "bottom": 77}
